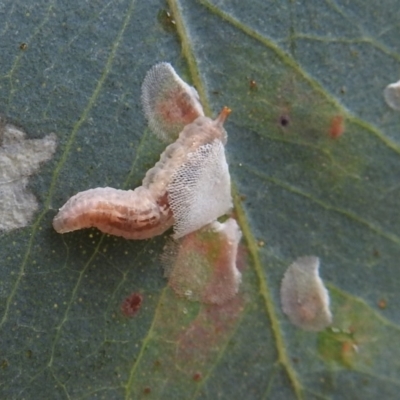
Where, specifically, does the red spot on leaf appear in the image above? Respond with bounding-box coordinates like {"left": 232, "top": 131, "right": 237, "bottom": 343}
{"left": 329, "top": 115, "right": 345, "bottom": 138}
{"left": 193, "top": 372, "right": 202, "bottom": 381}
{"left": 121, "top": 293, "right": 143, "bottom": 317}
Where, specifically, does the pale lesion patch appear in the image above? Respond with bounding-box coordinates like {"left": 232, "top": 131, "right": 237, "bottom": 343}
{"left": 0, "top": 121, "right": 57, "bottom": 231}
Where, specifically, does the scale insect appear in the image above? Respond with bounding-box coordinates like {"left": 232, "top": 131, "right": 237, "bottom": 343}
{"left": 53, "top": 63, "right": 233, "bottom": 240}
{"left": 280, "top": 256, "right": 332, "bottom": 332}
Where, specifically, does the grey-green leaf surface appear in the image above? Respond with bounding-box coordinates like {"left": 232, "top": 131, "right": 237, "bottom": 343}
{"left": 1, "top": 1, "right": 400, "bottom": 399}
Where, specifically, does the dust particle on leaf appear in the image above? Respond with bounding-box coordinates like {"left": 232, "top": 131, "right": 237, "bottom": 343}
{"left": 157, "top": 9, "right": 177, "bottom": 32}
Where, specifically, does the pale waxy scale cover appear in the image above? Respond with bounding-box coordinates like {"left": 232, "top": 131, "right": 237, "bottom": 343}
{"left": 280, "top": 256, "right": 332, "bottom": 332}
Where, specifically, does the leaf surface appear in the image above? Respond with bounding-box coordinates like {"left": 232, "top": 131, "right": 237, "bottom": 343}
{"left": 1, "top": 1, "right": 400, "bottom": 399}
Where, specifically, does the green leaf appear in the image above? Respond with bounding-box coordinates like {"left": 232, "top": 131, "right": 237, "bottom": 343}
{"left": 1, "top": 0, "right": 400, "bottom": 398}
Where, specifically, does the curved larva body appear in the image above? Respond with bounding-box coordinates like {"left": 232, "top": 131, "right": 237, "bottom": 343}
{"left": 53, "top": 108, "right": 230, "bottom": 240}
{"left": 53, "top": 61, "right": 232, "bottom": 240}
{"left": 53, "top": 186, "right": 173, "bottom": 239}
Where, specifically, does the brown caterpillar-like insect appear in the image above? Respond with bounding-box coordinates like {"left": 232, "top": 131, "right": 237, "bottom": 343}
{"left": 53, "top": 63, "right": 233, "bottom": 239}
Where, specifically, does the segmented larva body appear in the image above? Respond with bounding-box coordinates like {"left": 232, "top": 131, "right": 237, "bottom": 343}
{"left": 52, "top": 186, "right": 173, "bottom": 240}
{"left": 52, "top": 107, "right": 231, "bottom": 239}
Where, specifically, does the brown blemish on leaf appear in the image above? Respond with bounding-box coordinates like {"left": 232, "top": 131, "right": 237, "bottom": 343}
{"left": 143, "top": 387, "right": 151, "bottom": 394}
{"left": 377, "top": 299, "right": 387, "bottom": 309}
{"left": 279, "top": 114, "right": 290, "bottom": 128}
{"left": 192, "top": 372, "right": 202, "bottom": 381}
{"left": 121, "top": 293, "right": 143, "bottom": 317}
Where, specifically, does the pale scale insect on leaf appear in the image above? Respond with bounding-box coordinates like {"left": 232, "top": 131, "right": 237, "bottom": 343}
{"left": 53, "top": 63, "right": 233, "bottom": 240}
{"left": 141, "top": 62, "right": 204, "bottom": 141}
{"left": 384, "top": 80, "right": 400, "bottom": 111}
{"left": 280, "top": 256, "right": 332, "bottom": 332}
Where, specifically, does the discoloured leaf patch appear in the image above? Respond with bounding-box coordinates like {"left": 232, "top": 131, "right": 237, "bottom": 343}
{"left": 0, "top": 121, "right": 56, "bottom": 231}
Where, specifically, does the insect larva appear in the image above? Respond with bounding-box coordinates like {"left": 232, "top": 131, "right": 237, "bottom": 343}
{"left": 53, "top": 63, "right": 233, "bottom": 240}
{"left": 52, "top": 186, "right": 173, "bottom": 239}
{"left": 280, "top": 256, "right": 332, "bottom": 332}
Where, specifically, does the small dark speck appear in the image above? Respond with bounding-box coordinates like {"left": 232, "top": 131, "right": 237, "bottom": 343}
{"left": 193, "top": 372, "right": 202, "bottom": 381}
{"left": 378, "top": 299, "right": 387, "bottom": 309}
{"left": 19, "top": 43, "right": 28, "bottom": 50}
{"left": 143, "top": 387, "right": 151, "bottom": 394}
{"left": 279, "top": 115, "right": 290, "bottom": 127}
